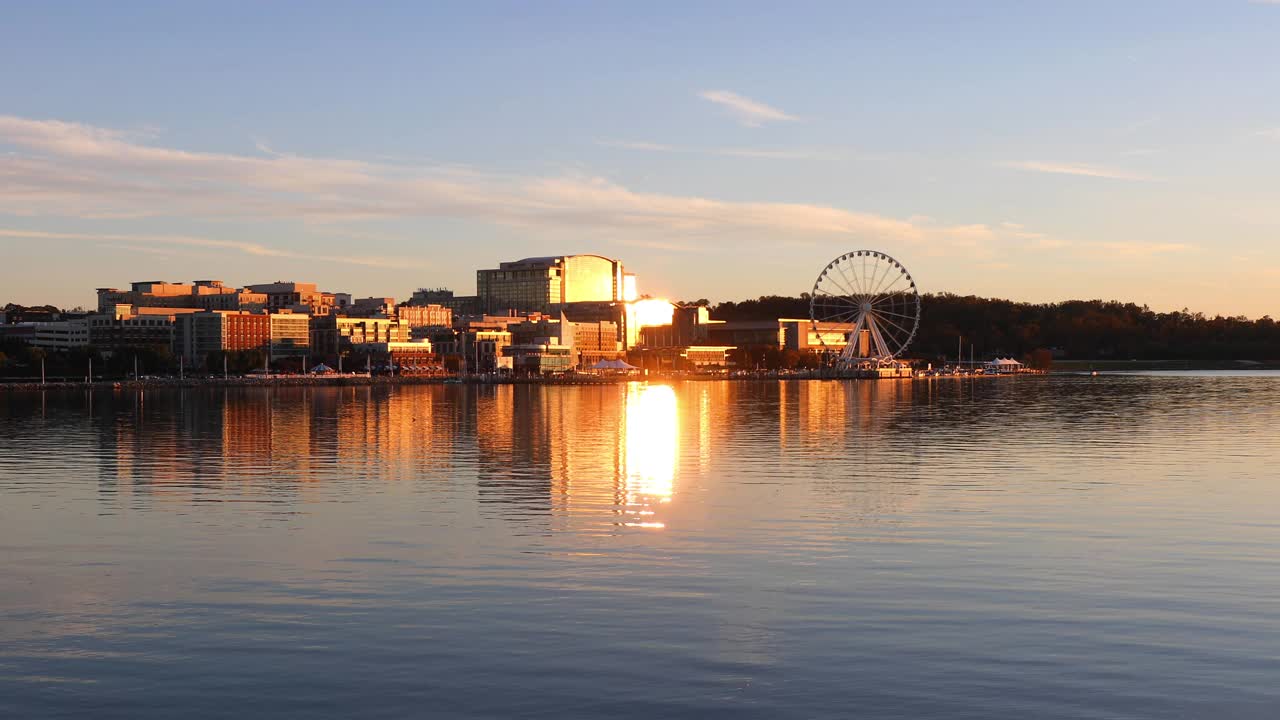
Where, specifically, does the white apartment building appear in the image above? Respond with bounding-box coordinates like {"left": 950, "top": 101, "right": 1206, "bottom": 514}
{"left": 32, "top": 319, "right": 90, "bottom": 350}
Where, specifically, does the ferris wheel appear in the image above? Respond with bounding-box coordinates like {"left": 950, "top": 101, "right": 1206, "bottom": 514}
{"left": 809, "top": 250, "right": 921, "bottom": 366}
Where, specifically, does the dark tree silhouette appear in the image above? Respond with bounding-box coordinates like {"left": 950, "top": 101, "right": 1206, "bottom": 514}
{"left": 711, "top": 293, "right": 1280, "bottom": 363}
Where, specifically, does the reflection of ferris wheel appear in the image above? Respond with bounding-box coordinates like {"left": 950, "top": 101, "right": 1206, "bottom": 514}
{"left": 810, "top": 250, "right": 921, "bottom": 366}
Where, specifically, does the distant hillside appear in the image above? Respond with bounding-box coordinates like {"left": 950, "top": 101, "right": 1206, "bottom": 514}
{"left": 709, "top": 293, "right": 1280, "bottom": 363}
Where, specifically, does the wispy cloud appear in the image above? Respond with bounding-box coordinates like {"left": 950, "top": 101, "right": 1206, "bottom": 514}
{"left": 1119, "top": 116, "right": 1160, "bottom": 134}
{"left": 1024, "top": 236, "right": 1188, "bottom": 256}
{"left": 1254, "top": 127, "right": 1280, "bottom": 139}
{"left": 0, "top": 115, "right": 1003, "bottom": 249}
{"left": 999, "top": 221, "right": 1047, "bottom": 241}
{"left": 614, "top": 238, "right": 712, "bottom": 254}
{"left": 0, "top": 228, "right": 421, "bottom": 267}
{"left": 1086, "top": 240, "right": 1191, "bottom": 257}
{"left": 1000, "top": 160, "right": 1157, "bottom": 181}
{"left": 1118, "top": 148, "right": 1163, "bottom": 157}
{"left": 596, "top": 138, "right": 814, "bottom": 160}
{"left": 595, "top": 139, "right": 678, "bottom": 152}
{"left": 697, "top": 90, "right": 798, "bottom": 127}
{"left": 998, "top": 227, "right": 1188, "bottom": 257}
{"left": 716, "top": 147, "right": 813, "bottom": 160}
{"left": 7, "top": 115, "right": 1148, "bottom": 268}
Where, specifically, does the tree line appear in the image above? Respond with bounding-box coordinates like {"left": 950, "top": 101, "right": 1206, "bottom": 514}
{"left": 708, "top": 294, "right": 1280, "bottom": 363}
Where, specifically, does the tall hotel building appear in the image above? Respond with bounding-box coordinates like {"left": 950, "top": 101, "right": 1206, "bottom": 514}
{"left": 476, "top": 255, "right": 636, "bottom": 314}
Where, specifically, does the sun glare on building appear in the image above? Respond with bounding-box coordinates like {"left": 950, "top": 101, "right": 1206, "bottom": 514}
{"left": 629, "top": 298, "right": 675, "bottom": 328}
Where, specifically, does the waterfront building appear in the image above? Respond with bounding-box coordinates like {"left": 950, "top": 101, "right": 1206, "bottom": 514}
{"left": 568, "top": 319, "right": 623, "bottom": 367}
{"left": 503, "top": 340, "right": 575, "bottom": 375}
{"left": 504, "top": 315, "right": 624, "bottom": 370}
{"left": 630, "top": 303, "right": 735, "bottom": 372}
{"left": 639, "top": 305, "right": 721, "bottom": 347}
{"left": 551, "top": 299, "right": 683, "bottom": 353}
{"left": 703, "top": 318, "right": 854, "bottom": 353}
{"left": 353, "top": 340, "right": 439, "bottom": 374}
{"left": 96, "top": 280, "right": 267, "bottom": 313}
{"left": 245, "top": 281, "right": 345, "bottom": 316}
{"left": 309, "top": 316, "right": 411, "bottom": 356}
{"left": 0, "top": 324, "right": 36, "bottom": 344}
{"left": 349, "top": 297, "right": 396, "bottom": 318}
{"left": 560, "top": 301, "right": 630, "bottom": 349}
{"left": 88, "top": 304, "right": 202, "bottom": 352}
{"left": 31, "top": 319, "right": 91, "bottom": 350}
{"left": 173, "top": 311, "right": 271, "bottom": 364}
{"left": 508, "top": 317, "right": 560, "bottom": 346}
{"left": 460, "top": 314, "right": 535, "bottom": 330}
{"left": 407, "top": 288, "right": 480, "bottom": 316}
{"left": 629, "top": 345, "right": 736, "bottom": 371}
{"left": 475, "top": 255, "right": 633, "bottom": 314}
{"left": 433, "top": 329, "right": 512, "bottom": 373}
{"left": 396, "top": 303, "right": 452, "bottom": 330}
{"left": 268, "top": 313, "right": 311, "bottom": 358}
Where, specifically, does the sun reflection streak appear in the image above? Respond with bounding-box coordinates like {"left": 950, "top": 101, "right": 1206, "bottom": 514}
{"left": 623, "top": 383, "right": 678, "bottom": 528}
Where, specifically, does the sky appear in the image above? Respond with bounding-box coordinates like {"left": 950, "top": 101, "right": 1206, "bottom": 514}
{"left": 2, "top": 1, "right": 1279, "bottom": 317}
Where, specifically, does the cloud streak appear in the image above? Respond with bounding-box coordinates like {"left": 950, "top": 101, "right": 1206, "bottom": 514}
{"left": 0, "top": 228, "right": 420, "bottom": 267}
{"left": 0, "top": 114, "right": 1010, "bottom": 250}
{"left": 697, "top": 90, "right": 798, "bottom": 127}
{"left": 1000, "top": 160, "right": 1157, "bottom": 181}
{"left": 3, "top": 115, "right": 1172, "bottom": 266}
{"left": 596, "top": 138, "right": 815, "bottom": 160}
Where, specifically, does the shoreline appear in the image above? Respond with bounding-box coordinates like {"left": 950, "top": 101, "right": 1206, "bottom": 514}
{"left": 0, "top": 371, "right": 1049, "bottom": 393}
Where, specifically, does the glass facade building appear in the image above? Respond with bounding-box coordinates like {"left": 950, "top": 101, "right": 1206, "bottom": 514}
{"left": 476, "top": 255, "right": 631, "bottom": 315}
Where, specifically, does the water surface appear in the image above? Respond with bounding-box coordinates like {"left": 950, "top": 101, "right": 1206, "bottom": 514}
{"left": 2, "top": 375, "right": 1278, "bottom": 718}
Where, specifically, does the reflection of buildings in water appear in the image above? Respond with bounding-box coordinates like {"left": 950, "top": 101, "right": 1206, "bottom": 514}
{"left": 91, "top": 381, "right": 692, "bottom": 524}
{"left": 780, "top": 380, "right": 927, "bottom": 519}
{"left": 548, "top": 386, "right": 628, "bottom": 522}
{"left": 474, "top": 385, "right": 558, "bottom": 516}
{"left": 94, "top": 385, "right": 467, "bottom": 508}
{"left": 774, "top": 379, "right": 917, "bottom": 447}
{"left": 469, "top": 382, "right": 686, "bottom": 531}
{"left": 95, "top": 390, "right": 214, "bottom": 502}
{"left": 330, "top": 385, "right": 456, "bottom": 478}
{"left": 693, "top": 382, "right": 725, "bottom": 474}
{"left": 472, "top": 384, "right": 621, "bottom": 523}
{"left": 97, "top": 389, "right": 321, "bottom": 504}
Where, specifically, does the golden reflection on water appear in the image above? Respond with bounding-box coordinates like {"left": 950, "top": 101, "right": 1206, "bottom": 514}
{"left": 72, "top": 380, "right": 924, "bottom": 529}
{"left": 622, "top": 383, "right": 678, "bottom": 528}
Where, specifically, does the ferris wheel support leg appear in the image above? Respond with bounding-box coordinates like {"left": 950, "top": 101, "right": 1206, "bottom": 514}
{"left": 867, "top": 317, "right": 893, "bottom": 362}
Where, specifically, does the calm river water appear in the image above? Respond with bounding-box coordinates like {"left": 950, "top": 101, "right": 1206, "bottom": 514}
{"left": 2, "top": 374, "right": 1278, "bottom": 718}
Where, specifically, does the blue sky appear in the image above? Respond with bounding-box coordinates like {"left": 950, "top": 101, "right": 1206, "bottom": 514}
{"left": 2, "top": 1, "right": 1279, "bottom": 316}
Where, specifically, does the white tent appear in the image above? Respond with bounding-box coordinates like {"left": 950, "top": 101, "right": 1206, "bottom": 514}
{"left": 589, "top": 359, "right": 639, "bottom": 371}
{"left": 311, "top": 363, "right": 335, "bottom": 374}
{"left": 985, "top": 357, "right": 1024, "bottom": 373}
